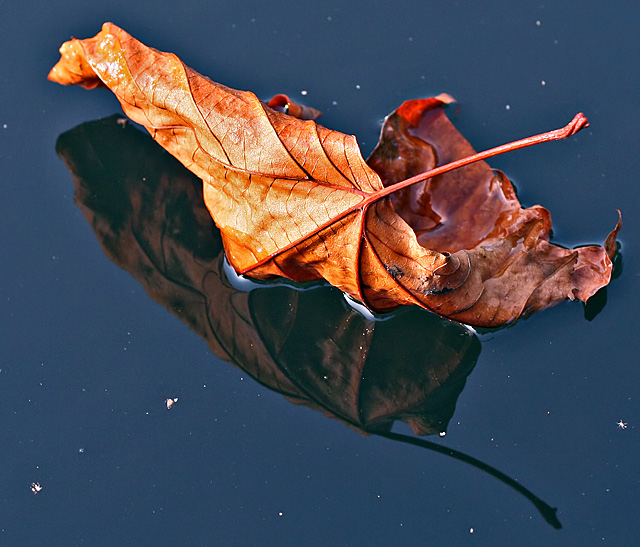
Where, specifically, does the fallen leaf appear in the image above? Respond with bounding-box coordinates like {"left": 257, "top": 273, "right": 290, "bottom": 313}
{"left": 48, "top": 23, "right": 620, "bottom": 327}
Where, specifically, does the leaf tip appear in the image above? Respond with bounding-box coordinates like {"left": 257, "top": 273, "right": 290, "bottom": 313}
{"left": 604, "top": 209, "right": 622, "bottom": 260}
{"left": 567, "top": 112, "right": 589, "bottom": 136}
{"left": 266, "top": 94, "right": 322, "bottom": 120}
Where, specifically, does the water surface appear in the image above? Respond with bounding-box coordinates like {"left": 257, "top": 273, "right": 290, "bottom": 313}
{"left": 2, "top": 1, "right": 639, "bottom": 545}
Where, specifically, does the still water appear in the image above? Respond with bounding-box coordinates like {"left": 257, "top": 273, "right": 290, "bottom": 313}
{"left": 2, "top": 1, "right": 639, "bottom": 545}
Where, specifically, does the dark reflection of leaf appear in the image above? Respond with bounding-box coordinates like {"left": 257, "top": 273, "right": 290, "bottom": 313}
{"left": 55, "top": 116, "right": 561, "bottom": 528}
{"left": 252, "top": 286, "right": 484, "bottom": 434}
{"left": 57, "top": 114, "right": 480, "bottom": 436}
{"left": 380, "top": 431, "right": 561, "bottom": 529}
{"left": 584, "top": 286, "right": 607, "bottom": 321}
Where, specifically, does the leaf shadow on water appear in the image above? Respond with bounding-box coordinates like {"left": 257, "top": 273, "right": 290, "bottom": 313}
{"left": 55, "top": 115, "right": 561, "bottom": 529}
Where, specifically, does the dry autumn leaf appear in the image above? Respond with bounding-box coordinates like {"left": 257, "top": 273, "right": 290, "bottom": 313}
{"left": 48, "top": 23, "right": 620, "bottom": 327}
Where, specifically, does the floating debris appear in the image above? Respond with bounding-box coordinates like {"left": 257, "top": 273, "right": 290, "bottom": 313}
{"left": 166, "top": 397, "right": 179, "bottom": 409}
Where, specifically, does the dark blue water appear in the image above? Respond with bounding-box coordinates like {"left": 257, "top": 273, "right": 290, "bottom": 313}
{"left": 2, "top": 1, "right": 639, "bottom": 545}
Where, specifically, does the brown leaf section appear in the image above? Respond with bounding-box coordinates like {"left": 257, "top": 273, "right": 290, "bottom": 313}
{"left": 368, "top": 99, "right": 622, "bottom": 323}
{"left": 49, "top": 23, "right": 620, "bottom": 327}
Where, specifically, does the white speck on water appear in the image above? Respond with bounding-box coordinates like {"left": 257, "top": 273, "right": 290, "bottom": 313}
{"left": 505, "top": 105, "right": 511, "bottom": 110}
{"left": 355, "top": 84, "right": 361, "bottom": 89}
{"left": 2, "top": 124, "right": 7, "bottom": 129}
{"left": 536, "top": 20, "right": 541, "bottom": 26}
{"left": 541, "top": 80, "right": 546, "bottom": 86}
{"left": 301, "top": 90, "right": 307, "bottom": 96}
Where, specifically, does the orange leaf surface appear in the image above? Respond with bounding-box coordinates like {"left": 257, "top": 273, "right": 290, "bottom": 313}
{"left": 48, "top": 23, "right": 620, "bottom": 327}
